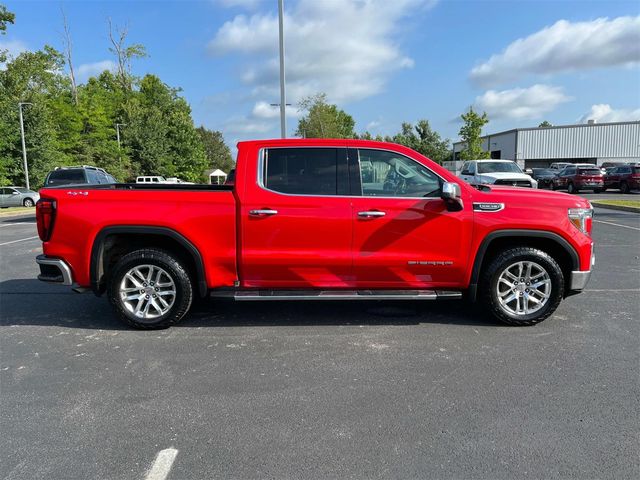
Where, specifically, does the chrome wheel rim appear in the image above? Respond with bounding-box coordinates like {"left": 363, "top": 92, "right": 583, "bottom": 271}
{"left": 119, "top": 265, "right": 176, "bottom": 319}
{"left": 496, "top": 261, "right": 551, "bottom": 316}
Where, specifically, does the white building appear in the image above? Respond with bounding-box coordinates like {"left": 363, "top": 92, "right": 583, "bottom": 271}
{"left": 452, "top": 121, "right": 640, "bottom": 169}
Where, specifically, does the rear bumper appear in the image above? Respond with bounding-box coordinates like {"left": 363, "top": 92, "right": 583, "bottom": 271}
{"left": 36, "top": 255, "right": 73, "bottom": 286}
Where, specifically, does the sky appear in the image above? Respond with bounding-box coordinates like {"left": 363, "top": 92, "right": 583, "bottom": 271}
{"left": 2, "top": 0, "right": 640, "bottom": 149}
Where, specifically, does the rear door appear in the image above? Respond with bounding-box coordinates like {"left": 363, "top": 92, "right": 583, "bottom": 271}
{"left": 350, "top": 148, "right": 473, "bottom": 288}
{"left": 240, "top": 146, "right": 354, "bottom": 288}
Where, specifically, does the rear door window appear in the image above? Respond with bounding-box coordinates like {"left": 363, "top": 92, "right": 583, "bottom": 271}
{"left": 46, "top": 169, "right": 86, "bottom": 186}
{"left": 264, "top": 148, "right": 339, "bottom": 195}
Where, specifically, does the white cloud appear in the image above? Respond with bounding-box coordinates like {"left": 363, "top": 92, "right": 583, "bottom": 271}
{"left": 251, "top": 100, "right": 299, "bottom": 119}
{"left": 0, "top": 39, "right": 28, "bottom": 68}
{"left": 208, "top": 0, "right": 436, "bottom": 104}
{"left": 76, "top": 60, "right": 117, "bottom": 81}
{"left": 579, "top": 104, "right": 640, "bottom": 123}
{"left": 470, "top": 16, "right": 640, "bottom": 87}
{"left": 475, "top": 84, "right": 572, "bottom": 120}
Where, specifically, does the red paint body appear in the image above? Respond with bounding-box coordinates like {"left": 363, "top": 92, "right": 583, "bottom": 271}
{"left": 38, "top": 139, "right": 594, "bottom": 293}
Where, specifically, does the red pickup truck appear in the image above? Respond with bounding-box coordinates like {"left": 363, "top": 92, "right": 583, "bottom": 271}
{"left": 35, "top": 139, "right": 594, "bottom": 329}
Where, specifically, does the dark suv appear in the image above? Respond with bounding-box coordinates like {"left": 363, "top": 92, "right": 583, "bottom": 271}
{"left": 603, "top": 165, "right": 640, "bottom": 193}
{"left": 44, "top": 166, "right": 116, "bottom": 187}
{"left": 553, "top": 165, "right": 604, "bottom": 194}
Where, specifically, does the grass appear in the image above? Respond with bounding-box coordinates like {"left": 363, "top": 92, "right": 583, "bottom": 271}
{"left": 591, "top": 199, "right": 640, "bottom": 210}
{"left": 0, "top": 206, "right": 35, "bottom": 217}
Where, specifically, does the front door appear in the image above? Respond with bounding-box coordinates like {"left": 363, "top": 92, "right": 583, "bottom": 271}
{"left": 240, "top": 146, "right": 354, "bottom": 288}
{"left": 350, "top": 148, "right": 473, "bottom": 289}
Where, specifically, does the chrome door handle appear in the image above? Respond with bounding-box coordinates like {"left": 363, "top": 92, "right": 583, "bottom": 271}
{"left": 358, "top": 210, "right": 386, "bottom": 218}
{"left": 249, "top": 209, "right": 278, "bottom": 216}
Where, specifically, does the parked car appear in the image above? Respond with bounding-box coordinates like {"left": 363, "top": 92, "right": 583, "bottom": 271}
{"left": 530, "top": 168, "right": 557, "bottom": 189}
{"left": 45, "top": 166, "right": 116, "bottom": 187}
{"left": 35, "top": 139, "right": 594, "bottom": 329}
{"left": 136, "top": 176, "right": 169, "bottom": 184}
{"left": 603, "top": 164, "right": 640, "bottom": 193}
{"left": 0, "top": 186, "right": 40, "bottom": 207}
{"left": 549, "top": 162, "right": 572, "bottom": 171}
{"left": 553, "top": 165, "right": 604, "bottom": 193}
{"left": 459, "top": 160, "right": 537, "bottom": 188}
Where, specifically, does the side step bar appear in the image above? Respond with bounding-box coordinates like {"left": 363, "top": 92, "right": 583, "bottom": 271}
{"left": 229, "top": 290, "right": 462, "bottom": 301}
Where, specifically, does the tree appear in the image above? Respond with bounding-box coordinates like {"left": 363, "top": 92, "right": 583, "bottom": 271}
{"left": 108, "top": 19, "right": 147, "bottom": 91}
{"left": 538, "top": 120, "right": 552, "bottom": 128}
{"left": 296, "top": 93, "right": 355, "bottom": 138}
{"left": 0, "top": 4, "right": 14, "bottom": 34}
{"left": 61, "top": 8, "right": 78, "bottom": 105}
{"left": 197, "top": 127, "right": 234, "bottom": 173}
{"left": 458, "top": 107, "right": 490, "bottom": 160}
{"left": 386, "top": 120, "right": 450, "bottom": 164}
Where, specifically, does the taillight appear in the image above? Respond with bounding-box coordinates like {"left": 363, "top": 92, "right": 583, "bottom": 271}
{"left": 36, "top": 199, "right": 56, "bottom": 241}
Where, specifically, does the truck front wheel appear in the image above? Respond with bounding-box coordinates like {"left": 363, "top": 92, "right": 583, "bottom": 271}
{"left": 481, "top": 247, "right": 564, "bottom": 326}
{"left": 108, "top": 249, "right": 193, "bottom": 329}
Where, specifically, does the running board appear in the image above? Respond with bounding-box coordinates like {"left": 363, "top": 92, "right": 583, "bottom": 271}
{"left": 230, "top": 290, "right": 462, "bottom": 301}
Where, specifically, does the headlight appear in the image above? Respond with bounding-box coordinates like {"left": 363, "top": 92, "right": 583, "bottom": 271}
{"left": 531, "top": 179, "right": 538, "bottom": 188}
{"left": 568, "top": 207, "right": 593, "bottom": 236}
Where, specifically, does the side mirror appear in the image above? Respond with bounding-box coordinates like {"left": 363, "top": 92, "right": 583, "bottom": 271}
{"left": 12, "top": 191, "right": 20, "bottom": 195}
{"left": 441, "top": 182, "right": 463, "bottom": 212}
{"left": 525, "top": 168, "right": 533, "bottom": 175}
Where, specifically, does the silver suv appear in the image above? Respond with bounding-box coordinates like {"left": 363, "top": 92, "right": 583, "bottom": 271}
{"left": 45, "top": 166, "right": 116, "bottom": 187}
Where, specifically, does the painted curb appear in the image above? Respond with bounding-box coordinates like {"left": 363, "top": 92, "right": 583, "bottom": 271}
{"left": 592, "top": 202, "right": 640, "bottom": 214}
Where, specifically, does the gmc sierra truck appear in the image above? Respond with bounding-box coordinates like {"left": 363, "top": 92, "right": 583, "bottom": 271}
{"left": 35, "top": 139, "right": 594, "bottom": 329}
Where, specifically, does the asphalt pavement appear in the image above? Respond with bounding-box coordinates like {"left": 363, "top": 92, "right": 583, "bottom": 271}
{"left": 1, "top": 201, "right": 638, "bottom": 479}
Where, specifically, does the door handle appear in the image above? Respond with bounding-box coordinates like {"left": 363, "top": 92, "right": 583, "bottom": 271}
{"left": 249, "top": 209, "right": 278, "bottom": 216}
{"left": 358, "top": 210, "right": 386, "bottom": 218}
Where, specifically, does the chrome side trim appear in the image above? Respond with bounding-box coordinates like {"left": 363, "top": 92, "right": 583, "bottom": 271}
{"left": 472, "top": 202, "right": 505, "bottom": 212}
{"left": 232, "top": 290, "right": 463, "bottom": 301}
{"left": 569, "top": 270, "right": 592, "bottom": 291}
{"left": 36, "top": 255, "right": 73, "bottom": 286}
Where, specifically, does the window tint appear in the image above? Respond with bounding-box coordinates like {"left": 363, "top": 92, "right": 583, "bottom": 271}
{"left": 632, "top": 167, "right": 640, "bottom": 174}
{"left": 620, "top": 167, "right": 631, "bottom": 174}
{"left": 46, "top": 169, "right": 86, "bottom": 186}
{"left": 85, "top": 170, "right": 100, "bottom": 184}
{"left": 565, "top": 167, "right": 576, "bottom": 175}
{"left": 265, "top": 148, "right": 338, "bottom": 195}
{"left": 0, "top": 188, "right": 8, "bottom": 194}
{"left": 358, "top": 149, "right": 441, "bottom": 197}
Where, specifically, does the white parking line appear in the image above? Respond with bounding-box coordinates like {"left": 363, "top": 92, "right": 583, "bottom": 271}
{"left": 145, "top": 448, "right": 178, "bottom": 480}
{"left": 0, "top": 222, "right": 36, "bottom": 228}
{"left": 0, "top": 236, "right": 39, "bottom": 246}
{"left": 594, "top": 219, "right": 640, "bottom": 231}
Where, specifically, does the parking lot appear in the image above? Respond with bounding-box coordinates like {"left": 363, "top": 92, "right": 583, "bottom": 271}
{"left": 1, "top": 196, "right": 638, "bottom": 479}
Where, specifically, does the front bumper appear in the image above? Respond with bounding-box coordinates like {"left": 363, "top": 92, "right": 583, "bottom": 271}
{"left": 36, "top": 255, "right": 73, "bottom": 286}
{"left": 568, "top": 249, "right": 594, "bottom": 292}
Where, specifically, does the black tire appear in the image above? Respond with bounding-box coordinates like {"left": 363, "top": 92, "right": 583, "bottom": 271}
{"left": 480, "top": 247, "right": 564, "bottom": 326}
{"left": 567, "top": 182, "right": 577, "bottom": 194}
{"left": 107, "top": 248, "right": 193, "bottom": 329}
{"left": 23, "top": 198, "right": 34, "bottom": 207}
{"left": 620, "top": 181, "right": 630, "bottom": 194}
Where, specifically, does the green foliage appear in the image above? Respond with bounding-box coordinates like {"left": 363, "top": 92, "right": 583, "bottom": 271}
{"left": 538, "top": 120, "right": 553, "bottom": 127}
{"left": 197, "top": 127, "right": 234, "bottom": 173}
{"left": 0, "top": 4, "right": 14, "bottom": 34}
{"left": 458, "top": 107, "right": 490, "bottom": 160}
{"left": 296, "top": 93, "right": 355, "bottom": 139}
{"left": 384, "top": 120, "right": 450, "bottom": 164}
{"left": 0, "top": 15, "right": 226, "bottom": 187}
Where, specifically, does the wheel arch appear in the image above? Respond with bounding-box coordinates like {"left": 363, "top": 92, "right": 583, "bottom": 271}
{"left": 468, "top": 230, "right": 579, "bottom": 302}
{"left": 90, "top": 226, "right": 207, "bottom": 297}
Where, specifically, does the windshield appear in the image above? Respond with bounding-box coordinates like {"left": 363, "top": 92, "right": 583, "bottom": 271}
{"left": 477, "top": 162, "right": 523, "bottom": 174}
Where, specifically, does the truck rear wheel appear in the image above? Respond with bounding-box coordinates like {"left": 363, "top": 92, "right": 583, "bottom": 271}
{"left": 108, "top": 249, "right": 193, "bottom": 329}
{"left": 481, "top": 247, "right": 564, "bottom": 326}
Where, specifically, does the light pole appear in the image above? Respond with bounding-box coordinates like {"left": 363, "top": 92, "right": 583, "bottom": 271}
{"left": 277, "top": 0, "right": 286, "bottom": 138}
{"left": 18, "top": 102, "right": 32, "bottom": 190}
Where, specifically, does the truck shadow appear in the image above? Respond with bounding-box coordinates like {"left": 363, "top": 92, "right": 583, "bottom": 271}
{"left": 0, "top": 279, "right": 504, "bottom": 330}
{"left": 0, "top": 214, "right": 35, "bottom": 224}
